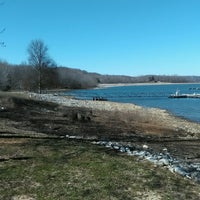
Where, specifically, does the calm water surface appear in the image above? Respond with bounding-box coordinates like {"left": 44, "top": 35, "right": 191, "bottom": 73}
{"left": 65, "top": 84, "right": 200, "bottom": 123}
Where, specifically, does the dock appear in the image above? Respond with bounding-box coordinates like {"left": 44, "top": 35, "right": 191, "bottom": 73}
{"left": 169, "top": 90, "right": 200, "bottom": 98}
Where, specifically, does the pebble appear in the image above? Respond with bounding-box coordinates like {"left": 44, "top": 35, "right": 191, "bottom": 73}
{"left": 0, "top": 106, "right": 5, "bottom": 111}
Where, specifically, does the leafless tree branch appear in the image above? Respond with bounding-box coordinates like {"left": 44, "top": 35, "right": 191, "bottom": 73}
{"left": 0, "top": 1, "right": 5, "bottom": 47}
{"left": 0, "top": 28, "right": 5, "bottom": 34}
{"left": 0, "top": 41, "right": 6, "bottom": 47}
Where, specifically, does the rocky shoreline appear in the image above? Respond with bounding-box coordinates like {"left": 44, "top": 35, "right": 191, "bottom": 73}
{"left": 93, "top": 140, "right": 200, "bottom": 183}
{"left": 1, "top": 91, "right": 200, "bottom": 184}
{"left": 31, "top": 92, "right": 200, "bottom": 137}
{"left": 63, "top": 133, "right": 200, "bottom": 183}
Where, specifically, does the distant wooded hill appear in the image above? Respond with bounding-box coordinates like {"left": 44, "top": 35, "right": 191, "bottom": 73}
{"left": 0, "top": 61, "right": 200, "bottom": 91}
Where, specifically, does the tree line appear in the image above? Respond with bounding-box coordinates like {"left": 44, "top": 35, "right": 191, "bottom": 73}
{"left": 1, "top": 39, "right": 200, "bottom": 92}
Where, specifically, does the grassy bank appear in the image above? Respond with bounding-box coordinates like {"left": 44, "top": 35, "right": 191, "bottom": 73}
{"left": 1, "top": 138, "right": 200, "bottom": 200}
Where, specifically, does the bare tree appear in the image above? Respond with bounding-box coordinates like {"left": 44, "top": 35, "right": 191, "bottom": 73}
{"left": 0, "top": 61, "right": 11, "bottom": 90}
{"left": 27, "top": 39, "right": 55, "bottom": 93}
{"left": 0, "top": 1, "right": 5, "bottom": 47}
{"left": 0, "top": 28, "right": 5, "bottom": 47}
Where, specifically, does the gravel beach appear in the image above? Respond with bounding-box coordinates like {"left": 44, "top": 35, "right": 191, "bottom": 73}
{"left": 31, "top": 92, "right": 200, "bottom": 137}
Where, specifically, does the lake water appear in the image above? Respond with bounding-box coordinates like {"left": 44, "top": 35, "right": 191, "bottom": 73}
{"left": 65, "top": 83, "right": 200, "bottom": 123}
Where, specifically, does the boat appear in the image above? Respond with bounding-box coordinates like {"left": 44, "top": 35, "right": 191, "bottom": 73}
{"left": 93, "top": 96, "right": 108, "bottom": 101}
{"left": 169, "top": 90, "right": 200, "bottom": 98}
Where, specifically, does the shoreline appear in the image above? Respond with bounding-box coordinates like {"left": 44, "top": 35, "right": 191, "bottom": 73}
{"left": 2, "top": 91, "right": 200, "bottom": 183}
{"left": 67, "top": 82, "right": 200, "bottom": 124}
{"left": 97, "top": 82, "right": 172, "bottom": 88}
{"left": 29, "top": 92, "right": 200, "bottom": 137}
{"left": 97, "top": 82, "right": 200, "bottom": 89}
{"left": 2, "top": 90, "right": 200, "bottom": 137}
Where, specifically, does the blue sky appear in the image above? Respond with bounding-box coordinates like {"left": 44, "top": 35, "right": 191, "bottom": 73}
{"left": 0, "top": 0, "right": 200, "bottom": 76}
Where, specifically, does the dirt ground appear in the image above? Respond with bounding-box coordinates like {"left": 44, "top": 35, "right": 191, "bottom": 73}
{"left": 0, "top": 92, "right": 200, "bottom": 163}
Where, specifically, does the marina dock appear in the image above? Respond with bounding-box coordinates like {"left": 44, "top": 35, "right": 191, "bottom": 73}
{"left": 169, "top": 90, "right": 200, "bottom": 98}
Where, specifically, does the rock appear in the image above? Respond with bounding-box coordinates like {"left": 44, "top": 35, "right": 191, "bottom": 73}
{"left": 142, "top": 144, "right": 148, "bottom": 149}
{"left": 105, "top": 142, "right": 113, "bottom": 148}
{"left": 112, "top": 145, "right": 120, "bottom": 150}
{"left": 74, "top": 110, "right": 92, "bottom": 122}
{"left": 173, "top": 165, "right": 189, "bottom": 177}
{"left": 162, "top": 147, "right": 168, "bottom": 152}
{"left": 191, "top": 171, "right": 200, "bottom": 183}
{"left": 76, "top": 112, "right": 82, "bottom": 121}
{"left": 11, "top": 195, "right": 35, "bottom": 200}
{"left": 119, "top": 146, "right": 126, "bottom": 153}
{"left": 0, "top": 106, "right": 6, "bottom": 112}
{"left": 157, "top": 158, "right": 170, "bottom": 166}
{"left": 90, "top": 139, "right": 200, "bottom": 183}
